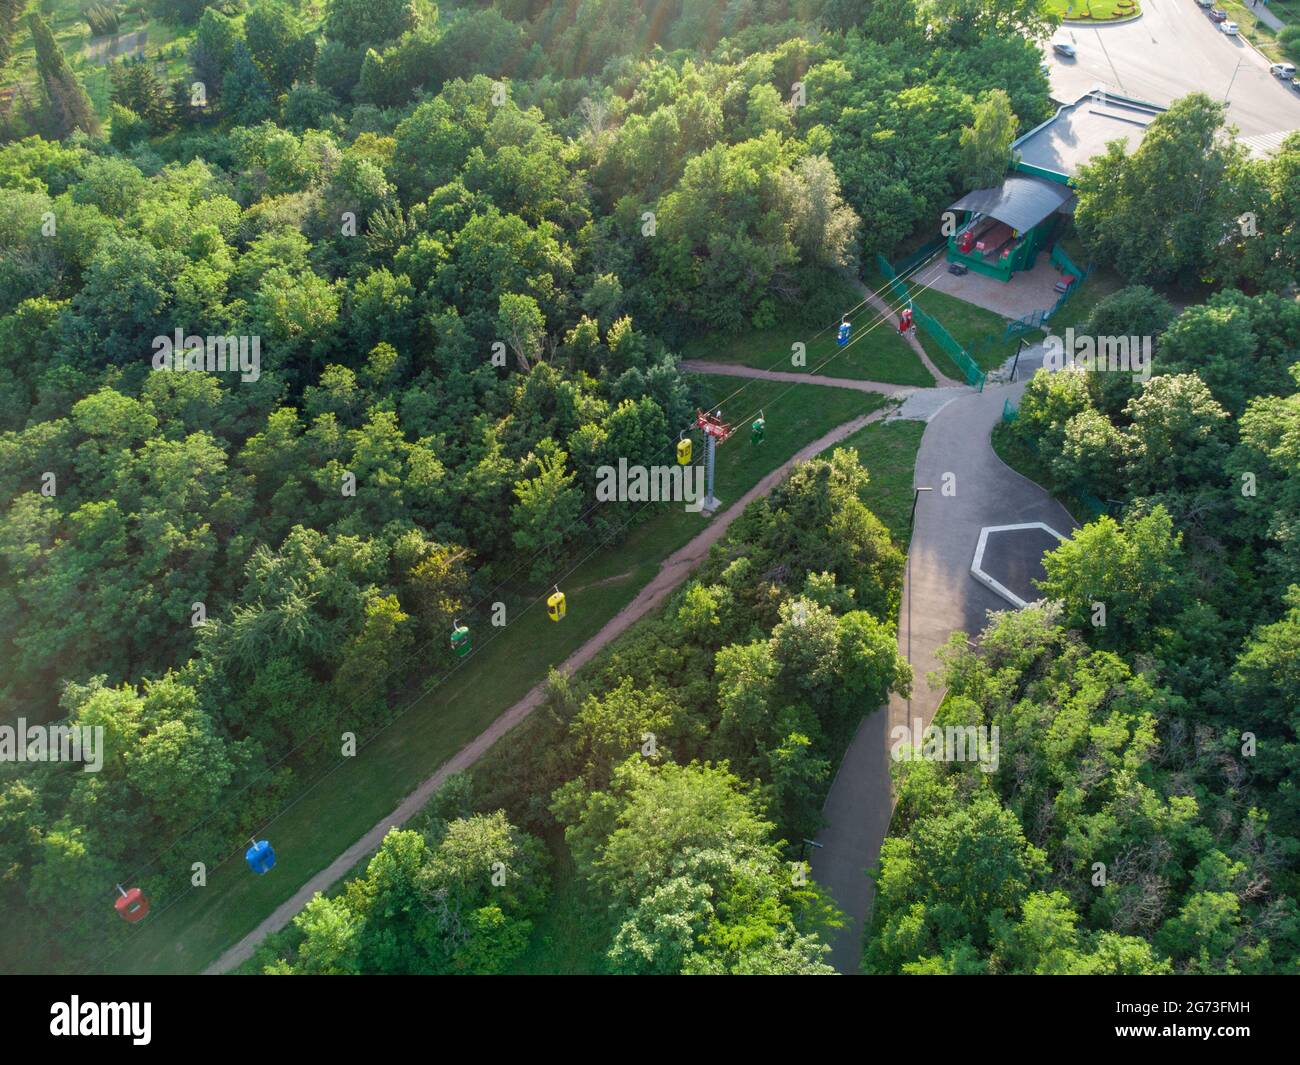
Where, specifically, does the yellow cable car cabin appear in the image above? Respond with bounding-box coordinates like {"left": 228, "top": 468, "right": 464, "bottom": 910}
{"left": 677, "top": 436, "right": 693, "bottom": 465}
{"left": 547, "top": 588, "right": 567, "bottom": 622}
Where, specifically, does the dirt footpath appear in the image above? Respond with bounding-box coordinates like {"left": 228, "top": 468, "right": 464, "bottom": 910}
{"left": 206, "top": 402, "right": 892, "bottom": 974}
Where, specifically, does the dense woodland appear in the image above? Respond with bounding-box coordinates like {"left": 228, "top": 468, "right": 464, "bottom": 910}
{"left": 877, "top": 284, "right": 1300, "bottom": 974}
{"left": 258, "top": 450, "right": 910, "bottom": 973}
{"left": 0, "top": 0, "right": 1296, "bottom": 975}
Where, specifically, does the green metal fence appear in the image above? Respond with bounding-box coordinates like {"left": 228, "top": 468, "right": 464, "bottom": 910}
{"left": 876, "top": 253, "right": 987, "bottom": 390}
{"left": 1050, "top": 243, "right": 1085, "bottom": 280}
{"left": 893, "top": 236, "right": 948, "bottom": 276}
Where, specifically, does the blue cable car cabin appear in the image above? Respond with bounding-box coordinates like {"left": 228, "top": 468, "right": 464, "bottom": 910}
{"left": 246, "top": 839, "right": 276, "bottom": 875}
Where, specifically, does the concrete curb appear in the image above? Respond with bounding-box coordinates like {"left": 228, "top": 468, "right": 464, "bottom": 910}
{"left": 970, "top": 522, "right": 1069, "bottom": 608}
{"left": 1062, "top": 12, "right": 1145, "bottom": 26}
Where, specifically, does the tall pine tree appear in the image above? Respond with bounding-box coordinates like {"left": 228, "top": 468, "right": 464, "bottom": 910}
{"left": 28, "top": 12, "right": 102, "bottom": 137}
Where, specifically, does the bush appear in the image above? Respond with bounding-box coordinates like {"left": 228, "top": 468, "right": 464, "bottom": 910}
{"left": 83, "top": 2, "right": 121, "bottom": 36}
{"left": 1279, "top": 26, "right": 1300, "bottom": 60}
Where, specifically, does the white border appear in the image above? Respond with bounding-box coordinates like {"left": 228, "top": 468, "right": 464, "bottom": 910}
{"left": 970, "top": 522, "right": 1067, "bottom": 608}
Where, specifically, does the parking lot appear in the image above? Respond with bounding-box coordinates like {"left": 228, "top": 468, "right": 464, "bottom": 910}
{"left": 1046, "top": 0, "right": 1300, "bottom": 148}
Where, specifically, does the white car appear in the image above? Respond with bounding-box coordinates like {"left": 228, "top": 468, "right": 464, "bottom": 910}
{"left": 1220, "top": 20, "right": 1239, "bottom": 34}
{"left": 1270, "top": 63, "right": 1296, "bottom": 79}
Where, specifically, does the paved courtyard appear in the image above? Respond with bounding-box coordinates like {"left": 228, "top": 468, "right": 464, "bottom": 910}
{"left": 913, "top": 252, "right": 1072, "bottom": 320}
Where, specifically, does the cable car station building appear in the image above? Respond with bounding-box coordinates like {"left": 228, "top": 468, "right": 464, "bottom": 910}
{"left": 944, "top": 89, "right": 1165, "bottom": 283}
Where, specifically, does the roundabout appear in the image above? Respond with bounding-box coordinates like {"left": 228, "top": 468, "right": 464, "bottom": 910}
{"left": 1049, "top": 0, "right": 1142, "bottom": 19}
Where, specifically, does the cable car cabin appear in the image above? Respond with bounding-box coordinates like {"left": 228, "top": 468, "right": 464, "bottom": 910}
{"left": 677, "top": 436, "right": 693, "bottom": 465}
{"left": 898, "top": 308, "right": 913, "bottom": 333}
{"left": 246, "top": 839, "right": 276, "bottom": 875}
{"left": 751, "top": 416, "right": 765, "bottom": 443}
{"left": 547, "top": 589, "right": 567, "bottom": 622}
{"left": 114, "top": 886, "right": 150, "bottom": 923}
{"left": 450, "top": 623, "right": 471, "bottom": 657}
{"left": 837, "top": 320, "right": 851, "bottom": 346}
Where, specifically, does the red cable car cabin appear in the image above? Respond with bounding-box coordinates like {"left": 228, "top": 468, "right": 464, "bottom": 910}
{"left": 114, "top": 885, "right": 150, "bottom": 923}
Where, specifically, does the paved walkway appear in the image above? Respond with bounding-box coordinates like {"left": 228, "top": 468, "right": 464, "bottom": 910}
{"left": 207, "top": 399, "right": 892, "bottom": 974}
{"left": 1249, "top": 1, "right": 1286, "bottom": 32}
{"left": 809, "top": 356, "right": 1077, "bottom": 973}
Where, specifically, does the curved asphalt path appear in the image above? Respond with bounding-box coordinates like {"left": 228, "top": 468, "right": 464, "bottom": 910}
{"left": 809, "top": 353, "right": 1078, "bottom": 973}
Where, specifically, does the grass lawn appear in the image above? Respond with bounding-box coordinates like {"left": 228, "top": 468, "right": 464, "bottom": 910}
{"left": 1046, "top": 0, "right": 1141, "bottom": 19}
{"left": 71, "top": 377, "right": 881, "bottom": 975}
{"left": 1219, "top": 1, "right": 1296, "bottom": 62}
{"left": 682, "top": 275, "right": 935, "bottom": 388}
{"left": 1269, "top": 0, "right": 1300, "bottom": 25}
{"left": 866, "top": 265, "right": 1014, "bottom": 377}
{"left": 912, "top": 284, "right": 1017, "bottom": 373}
{"left": 505, "top": 839, "right": 611, "bottom": 975}
{"left": 838, "top": 418, "right": 928, "bottom": 546}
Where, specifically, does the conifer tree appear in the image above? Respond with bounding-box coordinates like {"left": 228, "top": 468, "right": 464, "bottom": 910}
{"left": 28, "top": 12, "right": 102, "bottom": 137}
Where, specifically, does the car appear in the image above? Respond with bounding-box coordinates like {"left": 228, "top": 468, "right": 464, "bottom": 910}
{"left": 1292, "top": 76, "right": 1300, "bottom": 93}
{"left": 1220, "top": 20, "right": 1239, "bottom": 33}
{"left": 1195, "top": 0, "right": 1213, "bottom": 5}
{"left": 1270, "top": 63, "right": 1296, "bottom": 79}
{"left": 1209, "top": 8, "right": 1227, "bottom": 20}
{"left": 1053, "top": 42, "right": 1077, "bottom": 58}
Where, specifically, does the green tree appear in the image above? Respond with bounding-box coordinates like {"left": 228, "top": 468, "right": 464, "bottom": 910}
{"left": 556, "top": 758, "right": 838, "bottom": 974}
{"left": 958, "top": 88, "right": 1017, "bottom": 189}
{"left": 324, "top": 0, "right": 421, "bottom": 53}
{"left": 1037, "top": 506, "right": 1188, "bottom": 651}
{"left": 511, "top": 446, "right": 582, "bottom": 580}
{"left": 496, "top": 292, "right": 546, "bottom": 371}
{"left": 1074, "top": 94, "right": 1248, "bottom": 286}
{"left": 110, "top": 58, "right": 174, "bottom": 133}
{"left": 245, "top": 1, "right": 317, "bottom": 94}
{"left": 28, "top": 13, "right": 102, "bottom": 138}
{"left": 0, "top": 0, "right": 25, "bottom": 74}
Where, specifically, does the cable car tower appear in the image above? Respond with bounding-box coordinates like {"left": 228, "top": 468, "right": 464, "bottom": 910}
{"left": 696, "top": 408, "right": 732, "bottom": 513}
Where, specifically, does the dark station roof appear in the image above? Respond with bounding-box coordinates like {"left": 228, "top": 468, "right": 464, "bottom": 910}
{"left": 947, "top": 173, "right": 1076, "bottom": 233}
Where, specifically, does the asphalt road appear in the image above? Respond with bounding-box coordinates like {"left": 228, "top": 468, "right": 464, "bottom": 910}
{"left": 1047, "top": 0, "right": 1300, "bottom": 147}
{"left": 810, "top": 362, "right": 1078, "bottom": 973}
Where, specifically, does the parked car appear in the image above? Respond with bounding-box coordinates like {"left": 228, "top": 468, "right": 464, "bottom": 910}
{"left": 1209, "top": 8, "right": 1227, "bottom": 21}
{"left": 1269, "top": 63, "right": 1297, "bottom": 79}
{"left": 1292, "top": 76, "right": 1300, "bottom": 93}
{"left": 1195, "top": 0, "right": 1213, "bottom": 6}
{"left": 1053, "top": 42, "right": 1077, "bottom": 58}
{"left": 1220, "top": 20, "right": 1239, "bottom": 34}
